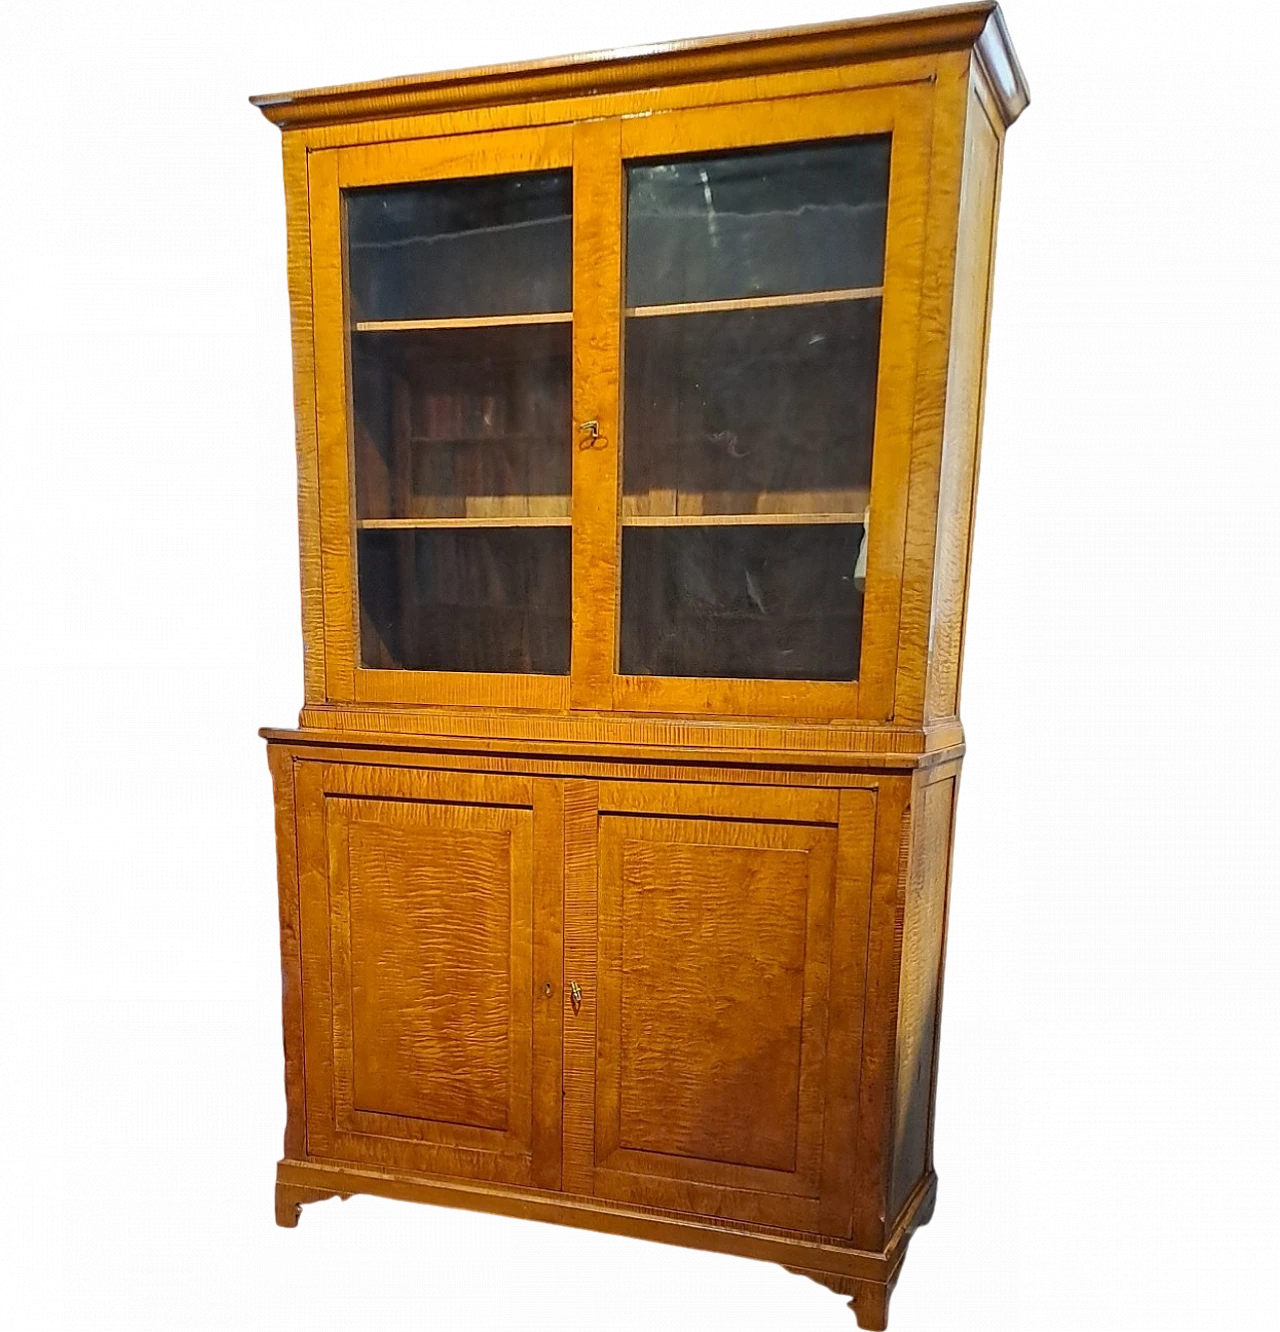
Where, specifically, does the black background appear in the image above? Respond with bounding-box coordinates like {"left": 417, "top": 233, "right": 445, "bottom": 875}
{"left": 245, "top": 10, "right": 1044, "bottom": 1321}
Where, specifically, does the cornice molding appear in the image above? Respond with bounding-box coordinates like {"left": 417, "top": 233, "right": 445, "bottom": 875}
{"left": 250, "top": 3, "right": 1028, "bottom": 132}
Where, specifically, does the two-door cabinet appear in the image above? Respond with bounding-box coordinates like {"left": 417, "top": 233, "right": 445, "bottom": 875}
{"left": 253, "top": 5, "right": 1027, "bottom": 1326}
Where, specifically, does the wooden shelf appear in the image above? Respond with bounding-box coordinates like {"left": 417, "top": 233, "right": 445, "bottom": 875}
{"left": 354, "top": 312, "right": 572, "bottom": 333}
{"left": 625, "top": 287, "right": 883, "bottom": 320}
{"left": 621, "top": 512, "right": 862, "bottom": 528}
{"left": 407, "top": 432, "right": 552, "bottom": 447}
{"left": 358, "top": 516, "right": 571, "bottom": 530}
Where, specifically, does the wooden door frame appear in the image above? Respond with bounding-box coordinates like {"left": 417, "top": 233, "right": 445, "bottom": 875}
{"left": 569, "top": 84, "right": 935, "bottom": 722}
{"left": 308, "top": 124, "right": 575, "bottom": 709}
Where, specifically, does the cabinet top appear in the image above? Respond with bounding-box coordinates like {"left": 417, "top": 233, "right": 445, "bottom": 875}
{"left": 250, "top": 2, "right": 1028, "bottom": 133}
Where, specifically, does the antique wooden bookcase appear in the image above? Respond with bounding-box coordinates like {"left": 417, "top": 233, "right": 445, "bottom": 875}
{"left": 253, "top": 5, "right": 1027, "bottom": 1325}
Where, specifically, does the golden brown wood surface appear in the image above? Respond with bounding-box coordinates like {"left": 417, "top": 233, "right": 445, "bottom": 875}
{"left": 256, "top": 7, "right": 1025, "bottom": 1324}
{"left": 569, "top": 117, "right": 623, "bottom": 711}
{"left": 250, "top": 3, "right": 1027, "bottom": 130}
{"left": 266, "top": 747, "right": 306, "bottom": 1159}
{"left": 294, "top": 763, "right": 560, "bottom": 1187}
{"left": 890, "top": 766, "right": 958, "bottom": 1219}
{"left": 925, "top": 74, "right": 1003, "bottom": 722}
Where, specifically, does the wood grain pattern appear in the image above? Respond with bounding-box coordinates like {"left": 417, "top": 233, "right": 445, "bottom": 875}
{"left": 569, "top": 781, "right": 878, "bottom": 1235}
{"left": 597, "top": 779, "right": 837, "bottom": 823}
{"left": 890, "top": 50, "right": 971, "bottom": 726}
{"left": 306, "top": 148, "right": 356, "bottom": 699}
{"left": 290, "top": 55, "right": 941, "bottom": 156}
{"left": 283, "top": 706, "right": 956, "bottom": 767}
{"left": 280, "top": 134, "right": 327, "bottom": 703}
{"left": 916, "top": 767, "right": 959, "bottom": 1193}
{"left": 530, "top": 781, "right": 565, "bottom": 1190}
{"left": 356, "top": 516, "right": 571, "bottom": 529}
{"left": 278, "top": 1155, "right": 891, "bottom": 1277}
{"left": 267, "top": 746, "right": 306, "bottom": 1159}
{"left": 268, "top": 735, "right": 925, "bottom": 791}
{"left": 311, "top": 126, "right": 577, "bottom": 711}
{"left": 817, "top": 788, "right": 879, "bottom": 1236}
{"left": 355, "top": 313, "right": 571, "bottom": 332}
{"left": 258, "top": 10, "right": 1028, "bottom": 1323}
{"left": 620, "top": 511, "right": 864, "bottom": 528}
{"left": 599, "top": 817, "right": 823, "bottom": 1178}
{"left": 850, "top": 775, "right": 915, "bottom": 1252}
{"left": 561, "top": 779, "right": 599, "bottom": 1195}
{"left": 334, "top": 800, "right": 521, "bottom": 1131}
{"left": 250, "top": 4, "right": 1027, "bottom": 131}
{"left": 294, "top": 761, "right": 558, "bottom": 1187}
{"left": 569, "top": 117, "right": 623, "bottom": 710}
{"left": 925, "top": 79, "right": 1002, "bottom": 723}
{"left": 626, "top": 287, "right": 882, "bottom": 318}
{"left": 889, "top": 774, "right": 956, "bottom": 1216}
{"left": 335, "top": 125, "right": 572, "bottom": 189}
{"left": 953, "top": 87, "right": 1001, "bottom": 724}
{"left": 611, "top": 83, "right": 934, "bottom": 724}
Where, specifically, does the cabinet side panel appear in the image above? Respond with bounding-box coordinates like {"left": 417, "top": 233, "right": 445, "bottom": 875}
{"left": 850, "top": 774, "right": 914, "bottom": 1249}
{"left": 889, "top": 772, "right": 956, "bottom": 1217}
{"left": 281, "top": 135, "right": 326, "bottom": 703}
{"left": 892, "top": 53, "right": 968, "bottom": 725}
{"left": 924, "top": 80, "right": 1002, "bottom": 723}
{"left": 267, "top": 745, "right": 306, "bottom": 1159}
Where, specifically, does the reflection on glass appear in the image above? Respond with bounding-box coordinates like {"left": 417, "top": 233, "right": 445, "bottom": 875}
{"left": 353, "top": 324, "right": 571, "bottom": 521}
{"left": 346, "top": 171, "right": 573, "bottom": 674}
{"left": 627, "top": 138, "right": 890, "bottom": 308}
{"left": 619, "top": 525, "right": 864, "bottom": 680}
{"left": 347, "top": 172, "right": 572, "bottom": 321}
{"left": 620, "top": 136, "right": 890, "bottom": 682}
{"left": 359, "top": 528, "right": 571, "bottom": 674}
{"left": 623, "top": 301, "right": 880, "bottom": 520}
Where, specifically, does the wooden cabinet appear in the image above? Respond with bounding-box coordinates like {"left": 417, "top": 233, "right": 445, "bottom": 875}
{"left": 255, "top": 5, "right": 1026, "bottom": 1327}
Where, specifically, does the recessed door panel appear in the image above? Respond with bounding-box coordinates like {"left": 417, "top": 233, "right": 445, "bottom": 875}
{"left": 296, "top": 763, "right": 562, "bottom": 1189}
{"left": 563, "top": 780, "right": 878, "bottom": 1235}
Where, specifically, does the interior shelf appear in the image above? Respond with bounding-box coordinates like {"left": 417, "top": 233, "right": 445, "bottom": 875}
{"left": 624, "top": 286, "right": 882, "bottom": 319}
{"left": 354, "top": 312, "right": 572, "bottom": 333}
{"left": 358, "top": 516, "right": 571, "bottom": 529}
{"left": 620, "top": 512, "right": 861, "bottom": 527}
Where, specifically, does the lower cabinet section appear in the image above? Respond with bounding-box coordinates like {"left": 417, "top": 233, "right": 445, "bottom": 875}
{"left": 276, "top": 748, "right": 949, "bottom": 1274}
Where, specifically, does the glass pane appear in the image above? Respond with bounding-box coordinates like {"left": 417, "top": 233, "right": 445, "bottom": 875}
{"left": 623, "top": 300, "right": 880, "bottom": 519}
{"left": 620, "top": 136, "right": 890, "bottom": 682}
{"left": 352, "top": 324, "right": 570, "bottom": 522}
{"left": 619, "top": 525, "right": 863, "bottom": 681}
{"left": 359, "top": 528, "right": 570, "bottom": 674}
{"left": 346, "top": 171, "right": 572, "bottom": 674}
{"left": 627, "top": 138, "right": 890, "bottom": 308}
{"left": 347, "top": 172, "right": 572, "bottom": 321}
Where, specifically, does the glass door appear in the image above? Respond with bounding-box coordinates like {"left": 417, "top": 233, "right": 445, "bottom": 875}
{"left": 309, "top": 126, "right": 576, "bottom": 708}
{"left": 603, "top": 89, "right": 934, "bottom": 720}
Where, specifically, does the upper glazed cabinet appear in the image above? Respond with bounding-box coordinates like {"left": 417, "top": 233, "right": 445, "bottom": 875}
{"left": 306, "top": 79, "right": 938, "bottom": 720}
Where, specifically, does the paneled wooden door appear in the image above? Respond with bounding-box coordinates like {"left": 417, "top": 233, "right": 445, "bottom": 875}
{"left": 295, "top": 762, "right": 563, "bottom": 1189}
{"left": 562, "top": 779, "right": 880, "bottom": 1235}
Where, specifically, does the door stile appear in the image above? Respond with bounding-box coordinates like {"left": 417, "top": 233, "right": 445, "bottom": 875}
{"left": 531, "top": 778, "right": 567, "bottom": 1191}
{"left": 561, "top": 778, "right": 600, "bottom": 1193}
{"left": 569, "top": 119, "right": 623, "bottom": 710}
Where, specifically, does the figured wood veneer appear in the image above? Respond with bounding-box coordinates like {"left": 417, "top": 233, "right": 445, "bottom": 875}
{"left": 256, "top": 6, "right": 1025, "bottom": 1326}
